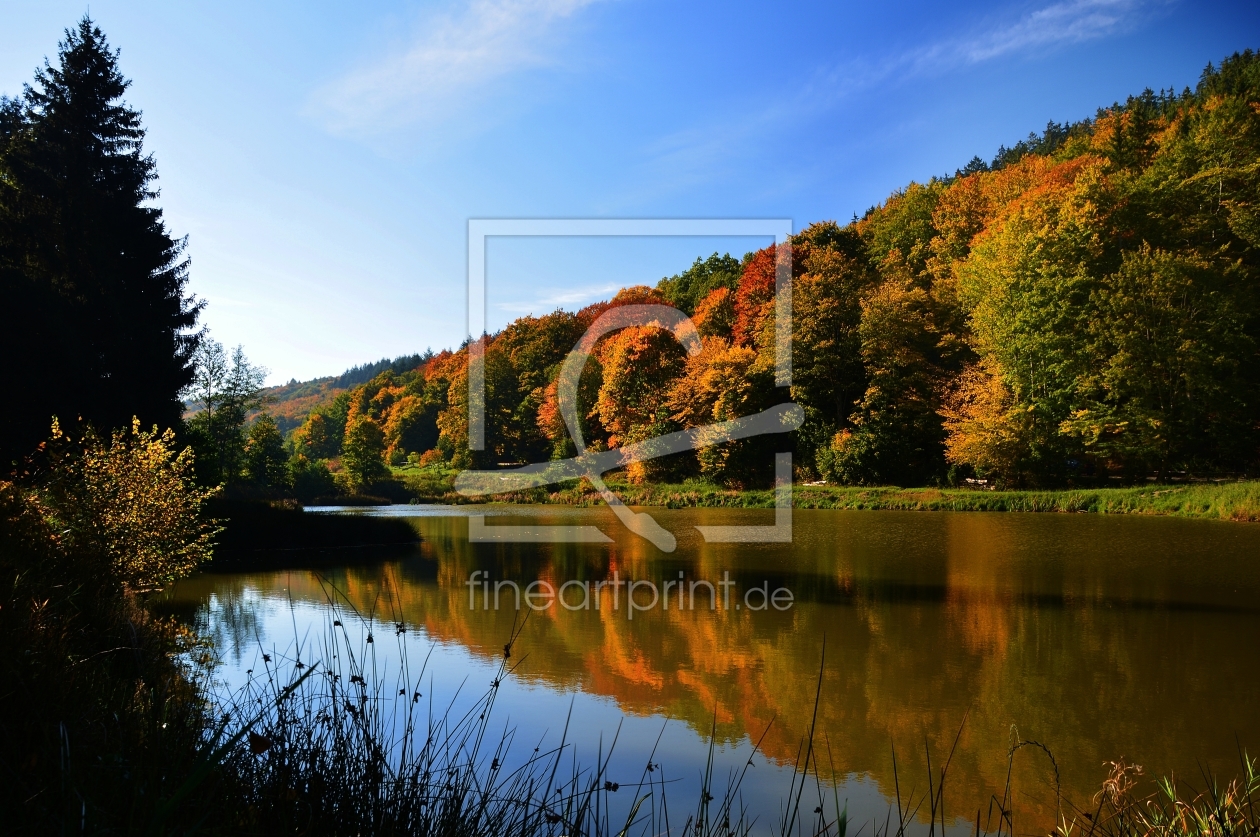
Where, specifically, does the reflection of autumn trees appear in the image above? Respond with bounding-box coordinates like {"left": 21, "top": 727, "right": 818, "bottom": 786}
{"left": 174, "top": 510, "right": 1260, "bottom": 832}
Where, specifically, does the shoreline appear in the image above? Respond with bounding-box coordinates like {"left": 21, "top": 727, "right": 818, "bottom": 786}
{"left": 383, "top": 471, "right": 1260, "bottom": 523}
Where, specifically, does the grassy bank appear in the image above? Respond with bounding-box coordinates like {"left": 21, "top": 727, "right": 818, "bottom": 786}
{"left": 596, "top": 481, "right": 1260, "bottom": 522}
{"left": 391, "top": 464, "right": 1260, "bottom": 522}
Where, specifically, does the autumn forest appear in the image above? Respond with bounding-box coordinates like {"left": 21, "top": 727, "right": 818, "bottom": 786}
{"left": 270, "top": 49, "right": 1260, "bottom": 495}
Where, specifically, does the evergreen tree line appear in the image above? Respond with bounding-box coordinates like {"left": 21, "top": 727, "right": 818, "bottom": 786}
{"left": 332, "top": 352, "right": 433, "bottom": 390}
{"left": 290, "top": 50, "right": 1260, "bottom": 489}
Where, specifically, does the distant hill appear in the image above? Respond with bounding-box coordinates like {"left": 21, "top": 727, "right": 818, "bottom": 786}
{"left": 259, "top": 353, "right": 431, "bottom": 435}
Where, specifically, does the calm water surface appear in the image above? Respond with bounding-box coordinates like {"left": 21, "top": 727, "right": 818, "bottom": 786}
{"left": 162, "top": 506, "right": 1260, "bottom": 833}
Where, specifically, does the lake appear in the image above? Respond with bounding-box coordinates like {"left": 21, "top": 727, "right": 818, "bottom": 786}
{"left": 162, "top": 505, "right": 1260, "bottom": 834}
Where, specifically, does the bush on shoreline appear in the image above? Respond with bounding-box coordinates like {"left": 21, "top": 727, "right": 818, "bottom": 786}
{"left": 0, "top": 427, "right": 223, "bottom": 831}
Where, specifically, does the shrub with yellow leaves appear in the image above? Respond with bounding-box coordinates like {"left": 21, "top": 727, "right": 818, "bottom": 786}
{"left": 46, "top": 418, "right": 219, "bottom": 590}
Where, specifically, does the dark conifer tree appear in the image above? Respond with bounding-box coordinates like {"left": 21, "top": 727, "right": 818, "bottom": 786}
{"left": 0, "top": 17, "right": 201, "bottom": 467}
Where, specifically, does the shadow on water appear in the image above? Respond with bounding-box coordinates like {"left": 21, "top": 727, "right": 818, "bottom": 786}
{"left": 204, "top": 498, "right": 430, "bottom": 571}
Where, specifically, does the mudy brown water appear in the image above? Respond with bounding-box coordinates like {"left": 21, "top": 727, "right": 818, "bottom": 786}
{"left": 163, "top": 506, "right": 1260, "bottom": 833}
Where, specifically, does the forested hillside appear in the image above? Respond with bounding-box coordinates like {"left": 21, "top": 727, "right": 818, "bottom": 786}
{"left": 282, "top": 50, "right": 1260, "bottom": 490}
{"left": 248, "top": 353, "right": 432, "bottom": 436}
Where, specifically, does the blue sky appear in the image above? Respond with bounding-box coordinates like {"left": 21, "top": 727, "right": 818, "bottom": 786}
{"left": 2, "top": 0, "right": 1257, "bottom": 384}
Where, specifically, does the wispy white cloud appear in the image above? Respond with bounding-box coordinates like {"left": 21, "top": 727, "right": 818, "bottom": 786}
{"left": 312, "top": 0, "right": 604, "bottom": 137}
{"left": 495, "top": 282, "right": 621, "bottom": 314}
{"left": 910, "top": 0, "right": 1153, "bottom": 71}
{"left": 626, "top": 0, "right": 1164, "bottom": 206}
{"left": 811, "top": 0, "right": 1162, "bottom": 103}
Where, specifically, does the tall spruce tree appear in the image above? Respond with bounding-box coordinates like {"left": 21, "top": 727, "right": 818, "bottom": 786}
{"left": 0, "top": 17, "right": 200, "bottom": 467}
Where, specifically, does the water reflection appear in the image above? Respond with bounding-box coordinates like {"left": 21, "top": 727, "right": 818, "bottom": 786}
{"left": 163, "top": 507, "right": 1260, "bottom": 833}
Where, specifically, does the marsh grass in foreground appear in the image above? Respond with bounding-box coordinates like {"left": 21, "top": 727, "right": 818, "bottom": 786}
{"left": 205, "top": 589, "right": 783, "bottom": 836}
{"left": 1045, "top": 757, "right": 1260, "bottom": 837}
{"left": 197, "top": 580, "right": 1260, "bottom": 837}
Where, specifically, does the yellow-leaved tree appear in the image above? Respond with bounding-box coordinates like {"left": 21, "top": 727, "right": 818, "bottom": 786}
{"left": 47, "top": 419, "right": 218, "bottom": 590}
{"left": 595, "top": 324, "right": 689, "bottom": 482}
